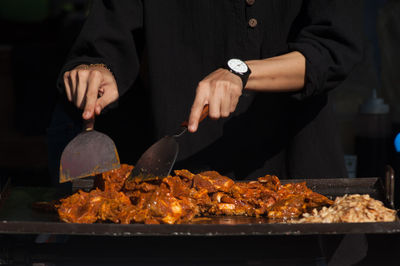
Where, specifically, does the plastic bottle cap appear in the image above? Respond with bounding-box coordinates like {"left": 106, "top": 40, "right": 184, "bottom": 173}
{"left": 359, "top": 89, "right": 389, "bottom": 114}
{"left": 395, "top": 133, "right": 400, "bottom": 152}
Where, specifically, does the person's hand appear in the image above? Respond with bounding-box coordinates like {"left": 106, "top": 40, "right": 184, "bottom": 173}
{"left": 188, "top": 68, "right": 242, "bottom": 132}
{"left": 63, "top": 64, "right": 119, "bottom": 129}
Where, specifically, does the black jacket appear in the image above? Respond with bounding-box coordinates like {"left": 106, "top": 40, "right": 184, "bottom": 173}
{"left": 58, "top": 0, "right": 363, "bottom": 179}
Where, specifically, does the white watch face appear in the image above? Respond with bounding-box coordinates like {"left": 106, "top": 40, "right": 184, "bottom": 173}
{"left": 228, "top": 59, "right": 248, "bottom": 74}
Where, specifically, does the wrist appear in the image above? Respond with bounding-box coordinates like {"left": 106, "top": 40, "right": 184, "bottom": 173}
{"left": 223, "top": 58, "right": 251, "bottom": 89}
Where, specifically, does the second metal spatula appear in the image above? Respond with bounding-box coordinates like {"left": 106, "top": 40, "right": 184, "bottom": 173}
{"left": 129, "top": 105, "right": 209, "bottom": 181}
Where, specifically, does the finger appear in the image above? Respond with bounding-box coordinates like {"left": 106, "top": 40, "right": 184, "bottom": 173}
{"left": 98, "top": 87, "right": 105, "bottom": 97}
{"left": 230, "top": 94, "right": 239, "bottom": 113}
{"left": 63, "top": 72, "right": 72, "bottom": 101}
{"left": 95, "top": 104, "right": 102, "bottom": 116}
{"left": 188, "top": 83, "right": 209, "bottom": 132}
{"left": 208, "top": 81, "right": 224, "bottom": 120}
{"left": 208, "top": 96, "right": 221, "bottom": 120}
{"left": 68, "top": 76, "right": 74, "bottom": 101}
{"left": 188, "top": 97, "right": 207, "bottom": 132}
{"left": 76, "top": 70, "right": 90, "bottom": 109}
{"left": 69, "top": 70, "right": 78, "bottom": 102}
{"left": 220, "top": 86, "right": 231, "bottom": 118}
{"left": 94, "top": 86, "right": 119, "bottom": 115}
{"left": 83, "top": 70, "right": 102, "bottom": 120}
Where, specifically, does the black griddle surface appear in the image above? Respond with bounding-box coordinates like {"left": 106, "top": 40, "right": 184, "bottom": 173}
{"left": 1, "top": 178, "right": 399, "bottom": 236}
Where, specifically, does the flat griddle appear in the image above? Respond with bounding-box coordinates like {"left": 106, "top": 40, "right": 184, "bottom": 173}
{"left": 0, "top": 167, "right": 398, "bottom": 236}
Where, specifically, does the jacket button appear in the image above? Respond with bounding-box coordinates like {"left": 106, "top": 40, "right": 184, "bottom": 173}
{"left": 246, "top": 0, "right": 255, "bottom": 5}
{"left": 248, "top": 18, "right": 258, "bottom": 28}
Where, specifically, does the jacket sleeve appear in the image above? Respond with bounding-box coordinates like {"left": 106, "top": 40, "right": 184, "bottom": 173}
{"left": 288, "top": 0, "right": 363, "bottom": 100}
{"left": 57, "top": 0, "right": 143, "bottom": 97}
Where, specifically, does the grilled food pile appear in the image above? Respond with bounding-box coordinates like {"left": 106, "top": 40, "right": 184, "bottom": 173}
{"left": 56, "top": 164, "right": 333, "bottom": 224}
{"left": 295, "top": 194, "right": 397, "bottom": 223}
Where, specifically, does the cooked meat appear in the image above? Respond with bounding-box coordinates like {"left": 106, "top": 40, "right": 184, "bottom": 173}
{"left": 58, "top": 189, "right": 104, "bottom": 224}
{"left": 296, "top": 194, "right": 397, "bottom": 223}
{"left": 97, "top": 164, "right": 134, "bottom": 192}
{"left": 192, "top": 172, "right": 234, "bottom": 193}
{"left": 258, "top": 175, "right": 281, "bottom": 191}
{"left": 57, "top": 188, "right": 136, "bottom": 224}
{"left": 57, "top": 164, "right": 334, "bottom": 224}
{"left": 197, "top": 171, "right": 235, "bottom": 192}
{"left": 268, "top": 182, "right": 333, "bottom": 220}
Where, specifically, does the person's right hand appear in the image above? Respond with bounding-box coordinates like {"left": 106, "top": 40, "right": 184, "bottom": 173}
{"left": 63, "top": 64, "right": 119, "bottom": 128}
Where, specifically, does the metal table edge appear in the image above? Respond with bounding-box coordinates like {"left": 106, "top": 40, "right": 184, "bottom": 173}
{"left": 2, "top": 220, "right": 400, "bottom": 236}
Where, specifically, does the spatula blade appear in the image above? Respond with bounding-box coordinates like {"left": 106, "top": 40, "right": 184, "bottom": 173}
{"left": 59, "top": 130, "right": 120, "bottom": 183}
{"left": 130, "top": 136, "right": 178, "bottom": 180}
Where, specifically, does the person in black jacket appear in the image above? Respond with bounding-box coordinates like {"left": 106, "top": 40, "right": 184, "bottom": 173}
{"left": 57, "top": 0, "right": 362, "bottom": 180}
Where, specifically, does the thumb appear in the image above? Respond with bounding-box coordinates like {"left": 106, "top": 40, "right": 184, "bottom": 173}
{"left": 94, "top": 88, "right": 119, "bottom": 115}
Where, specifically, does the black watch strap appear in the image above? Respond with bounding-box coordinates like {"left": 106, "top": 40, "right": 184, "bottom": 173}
{"left": 223, "top": 59, "right": 251, "bottom": 89}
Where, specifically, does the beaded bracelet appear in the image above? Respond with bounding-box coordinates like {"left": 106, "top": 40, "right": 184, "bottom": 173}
{"left": 89, "top": 63, "right": 111, "bottom": 72}
{"left": 89, "top": 63, "right": 114, "bottom": 77}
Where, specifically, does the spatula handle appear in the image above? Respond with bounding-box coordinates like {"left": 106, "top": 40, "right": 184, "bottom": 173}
{"left": 84, "top": 117, "right": 95, "bottom": 131}
{"left": 181, "top": 105, "right": 209, "bottom": 128}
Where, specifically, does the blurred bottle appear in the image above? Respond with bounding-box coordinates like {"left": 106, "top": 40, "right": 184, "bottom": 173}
{"left": 394, "top": 133, "right": 400, "bottom": 208}
{"left": 356, "top": 89, "right": 391, "bottom": 177}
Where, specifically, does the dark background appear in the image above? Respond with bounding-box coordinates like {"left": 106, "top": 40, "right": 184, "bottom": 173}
{"left": 0, "top": 0, "right": 399, "bottom": 187}
{"left": 1, "top": 1, "right": 400, "bottom": 265}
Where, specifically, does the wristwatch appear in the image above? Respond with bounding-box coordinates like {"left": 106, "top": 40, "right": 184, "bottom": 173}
{"left": 224, "top": 58, "right": 251, "bottom": 88}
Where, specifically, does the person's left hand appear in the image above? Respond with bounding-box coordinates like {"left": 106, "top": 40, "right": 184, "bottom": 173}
{"left": 188, "top": 68, "right": 243, "bottom": 132}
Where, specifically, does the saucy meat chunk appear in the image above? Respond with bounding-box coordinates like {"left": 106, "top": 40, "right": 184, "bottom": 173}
{"left": 57, "top": 164, "right": 333, "bottom": 224}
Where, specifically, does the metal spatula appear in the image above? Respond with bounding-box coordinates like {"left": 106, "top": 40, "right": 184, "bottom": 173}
{"left": 128, "top": 105, "right": 209, "bottom": 181}
{"left": 59, "top": 122, "right": 120, "bottom": 183}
